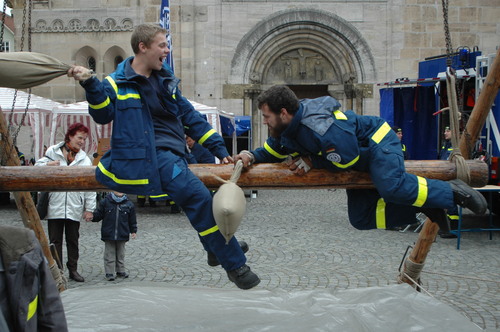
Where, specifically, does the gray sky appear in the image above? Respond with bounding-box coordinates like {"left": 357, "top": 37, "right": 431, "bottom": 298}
{"left": 0, "top": 0, "right": 12, "bottom": 15}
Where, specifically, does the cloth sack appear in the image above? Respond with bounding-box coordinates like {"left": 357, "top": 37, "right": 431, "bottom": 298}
{"left": 36, "top": 192, "right": 49, "bottom": 219}
{"left": 212, "top": 161, "right": 246, "bottom": 243}
{"left": 0, "top": 52, "right": 91, "bottom": 89}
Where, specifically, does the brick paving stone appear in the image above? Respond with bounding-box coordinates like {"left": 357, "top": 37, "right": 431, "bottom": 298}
{"left": 1, "top": 188, "right": 499, "bottom": 330}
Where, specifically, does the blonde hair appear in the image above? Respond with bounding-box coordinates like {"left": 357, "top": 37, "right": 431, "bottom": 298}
{"left": 130, "top": 24, "right": 167, "bottom": 54}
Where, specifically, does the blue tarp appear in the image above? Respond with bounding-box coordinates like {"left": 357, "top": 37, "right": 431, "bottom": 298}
{"left": 235, "top": 115, "right": 251, "bottom": 136}
{"left": 380, "top": 86, "right": 438, "bottom": 160}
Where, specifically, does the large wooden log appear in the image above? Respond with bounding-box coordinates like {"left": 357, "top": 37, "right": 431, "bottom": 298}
{"left": 0, "top": 159, "right": 488, "bottom": 191}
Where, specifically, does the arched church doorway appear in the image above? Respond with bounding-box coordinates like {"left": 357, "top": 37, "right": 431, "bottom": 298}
{"left": 228, "top": 8, "right": 376, "bottom": 148}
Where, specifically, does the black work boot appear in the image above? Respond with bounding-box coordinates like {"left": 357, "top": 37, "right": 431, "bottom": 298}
{"left": 137, "top": 197, "right": 146, "bottom": 207}
{"left": 417, "top": 208, "right": 450, "bottom": 233}
{"left": 449, "top": 179, "right": 487, "bottom": 215}
{"left": 227, "top": 264, "right": 260, "bottom": 290}
{"left": 207, "top": 241, "right": 249, "bottom": 267}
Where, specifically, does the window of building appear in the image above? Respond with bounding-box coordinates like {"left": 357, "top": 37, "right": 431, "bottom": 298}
{"left": 0, "top": 41, "right": 10, "bottom": 52}
{"left": 114, "top": 56, "right": 124, "bottom": 69}
{"left": 88, "top": 56, "right": 96, "bottom": 72}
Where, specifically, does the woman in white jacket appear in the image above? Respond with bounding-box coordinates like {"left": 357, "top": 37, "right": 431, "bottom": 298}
{"left": 35, "top": 123, "right": 96, "bottom": 282}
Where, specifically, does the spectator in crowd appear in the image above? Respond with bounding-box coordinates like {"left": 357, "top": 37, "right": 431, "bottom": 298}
{"left": 92, "top": 191, "right": 137, "bottom": 281}
{"left": 35, "top": 123, "right": 96, "bottom": 282}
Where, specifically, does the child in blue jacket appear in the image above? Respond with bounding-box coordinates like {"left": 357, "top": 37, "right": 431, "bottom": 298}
{"left": 93, "top": 192, "right": 137, "bottom": 281}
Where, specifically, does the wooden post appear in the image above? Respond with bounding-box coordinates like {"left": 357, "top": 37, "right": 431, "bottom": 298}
{"left": 400, "top": 50, "right": 500, "bottom": 288}
{"left": 0, "top": 109, "right": 66, "bottom": 291}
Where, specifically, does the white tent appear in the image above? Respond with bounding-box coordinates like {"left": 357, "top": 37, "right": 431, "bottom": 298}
{"left": 50, "top": 102, "right": 112, "bottom": 159}
{"left": 1, "top": 87, "right": 237, "bottom": 160}
{"left": 0, "top": 87, "right": 62, "bottom": 160}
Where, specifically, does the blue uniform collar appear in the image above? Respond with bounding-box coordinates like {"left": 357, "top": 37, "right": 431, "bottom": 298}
{"left": 282, "top": 104, "right": 303, "bottom": 138}
{"left": 115, "top": 56, "right": 176, "bottom": 82}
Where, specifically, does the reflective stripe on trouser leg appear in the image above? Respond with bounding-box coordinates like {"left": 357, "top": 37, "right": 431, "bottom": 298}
{"left": 347, "top": 189, "right": 417, "bottom": 230}
{"left": 156, "top": 149, "right": 245, "bottom": 271}
{"left": 376, "top": 198, "right": 386, "bottom": 229}
{"left": 368, "top": 133, "right": 455, "bottom": 209}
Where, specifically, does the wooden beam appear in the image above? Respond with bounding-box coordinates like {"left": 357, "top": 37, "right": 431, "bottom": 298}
{"left": 0, "top": 159, "right": 488, "bottom": 192}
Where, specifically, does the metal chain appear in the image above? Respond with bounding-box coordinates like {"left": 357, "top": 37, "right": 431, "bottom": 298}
{"left": 441, "top": 0, "right": 453, "bottom": 66}
{"left": 7, "top": 0, "right": 32, "bottom": 149}
{"left": 0, "top": 1, "right": 6, "bottom": 47}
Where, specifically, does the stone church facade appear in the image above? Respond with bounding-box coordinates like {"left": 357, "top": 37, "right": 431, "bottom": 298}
{"left": 9, "top": 0, "right": 499, "bottom": 147}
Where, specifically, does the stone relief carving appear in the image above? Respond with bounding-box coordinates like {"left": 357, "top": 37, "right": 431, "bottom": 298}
{"left": 249, "top": 72, "right": 261, "bottom": 84}
{"left": 68, "top": 19, "right": 82, "bottom": 31}
{"left": 35, "top": 19, "right": 46, "bottom": 30}
{"left": 265, "top": 48, "right": 332, "bottom": 84}
{"left": 87, "top": 19, "right": 99, "bottom": 30}
{"left": 280, "top": 48, "right": 322, "bottom": 79}
{"left": 32, "top": 18, "right": 134, "bottom": 33}
{"left": 104, "top": 18, "right": 117, "bottom": 29}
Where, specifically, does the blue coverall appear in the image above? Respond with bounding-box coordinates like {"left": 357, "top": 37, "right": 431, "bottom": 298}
{"left": 252, "top": 96, "right": 456, "bottom": 230}
{"left": 80, "top": 57, "right": 245, "bottom": 271}
{"left": 438, "top": 139, "right": 458, "bottom": 220}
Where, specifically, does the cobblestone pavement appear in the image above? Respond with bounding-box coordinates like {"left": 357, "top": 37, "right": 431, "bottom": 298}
{"left": 2, "top": 189, "right": 499, "bottom": 330}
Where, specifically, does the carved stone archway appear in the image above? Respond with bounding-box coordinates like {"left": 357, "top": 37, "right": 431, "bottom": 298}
{"left": 225, "top": 9, "right": 376, "bottom": 148}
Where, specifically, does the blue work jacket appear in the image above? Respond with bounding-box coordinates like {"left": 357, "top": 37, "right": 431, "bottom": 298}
{"left": 81, "top": 57, "right": 229, "bottom": 195}
{"left": 252, "top": 96, "right": 387, "bottom": 173}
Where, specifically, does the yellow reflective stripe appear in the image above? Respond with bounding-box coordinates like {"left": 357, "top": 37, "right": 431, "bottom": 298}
{"left": 333, "top": 110, "right": 347, "bottom": 120}
{"left": 150, "top": 194, "right": 168, "bottom": 199}
{"left": 199, "top": 225, "right": 219, "bottom": 237}
{"left": 105, "top": 76, "right": 118, "bottom": 94}
{"left": 376, "top": 198, "right": 387, "bottom": 229}
{"left": 264, "top": 141, "right": 288, "bottom": 159}
{"left": 198, "top": 129, "right": 217, "bottom": 145}
{"left": 27, "top": 295, "right": 38, "bottom": 321}
{"left": 448, "top": 214, "right": 459, "bottom": 221}
{"left": 89, "top": 97, "right": 111, "bottom": 110}
{"left": 371, "top": 122, "right": 391, "bottom": 144}
{"left": 412, "top": 176, "right": 428, "bottom": 207}
{"left": 332, "top": 155, "right": 359, "bottom": 169}
{"left": 172, "top": 94, "right": 177, "bottom": 100}
{"left": 117, "top": 93, "right": 140, "bottom": 100}
{"left": 97, "top": 162, "right": 149, "bottom": 185}
{"left": 104, "top": 76, "right": 140, "bottom": 100}
{"left": 290, "top": 152, "right": 300, "bottom": 157}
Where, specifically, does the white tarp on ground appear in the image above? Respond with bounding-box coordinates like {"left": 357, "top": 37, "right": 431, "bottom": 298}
{"left": 61, "top": 283, "right": 483, "bottom": 332}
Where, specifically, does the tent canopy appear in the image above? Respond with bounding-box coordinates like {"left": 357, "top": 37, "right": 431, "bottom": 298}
{"left": 1, "top": 88, "right": 237, "bottom": 159}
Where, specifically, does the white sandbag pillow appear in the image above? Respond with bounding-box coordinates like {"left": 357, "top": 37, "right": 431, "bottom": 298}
{"left": 212, "top": 160, "right": 246, "bottom": 244}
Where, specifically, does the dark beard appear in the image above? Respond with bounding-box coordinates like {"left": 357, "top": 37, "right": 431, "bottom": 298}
{"left": 269, "top": 122, "right": 287, "bottom": 138}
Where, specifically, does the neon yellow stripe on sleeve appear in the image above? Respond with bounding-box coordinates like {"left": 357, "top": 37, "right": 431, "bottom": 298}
{"left": 198, "top": 129, "right": 217, "bottom": 145}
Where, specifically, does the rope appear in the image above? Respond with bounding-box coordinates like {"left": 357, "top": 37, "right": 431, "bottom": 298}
{"left": 213, "top": 160, "right": 244, "bottom": 184}
{"left": 398, "top": 257, "right": 424, "bottom": 285}
{"left": 49, "top": 262, "right": 68, "bottom": 293}
{"left": 446, "top": 69, "right": 471, "bottom": 184}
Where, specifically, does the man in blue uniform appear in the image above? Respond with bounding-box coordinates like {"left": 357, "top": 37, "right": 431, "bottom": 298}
{"left": 235, "top": 85, "right": 486, "bottom": 232}
{"left": 68, "top": 24, "right": 259, "bottom": 289}
{"left": 438, "top": 126, "right": 453, "bottom": 160}
{"left": 391, "top": 126, "right": 408, "bottom": 160}
{"left": 437, "top": 126, "right": 459, "bottom": 238}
